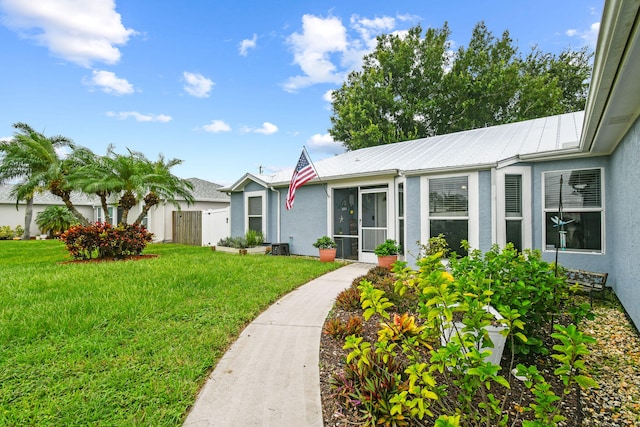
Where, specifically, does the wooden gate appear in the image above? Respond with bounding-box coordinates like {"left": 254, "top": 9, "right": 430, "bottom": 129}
{"left": 172, "top": 211, "right": 202, "bottom": 246}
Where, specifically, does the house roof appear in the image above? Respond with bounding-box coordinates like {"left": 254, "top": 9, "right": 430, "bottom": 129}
{"left": 580, "top": 0, "right": 640, "bottom": 154}
{"left": 0, "top": 177, "right": 229, "bottom": 205}
{"left": 0, "top": 184, "right": 98, "bottom": 206}
{"left": 185, "top": 177, "right": 230, "bottom": 202}
{"left": 224, "top": 111, "right": 584, "bottom": 191}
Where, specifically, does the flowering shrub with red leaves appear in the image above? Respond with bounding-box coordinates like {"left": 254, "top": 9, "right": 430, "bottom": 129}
{"left": 60, "top": 222, "right": 154, "bottom": 260}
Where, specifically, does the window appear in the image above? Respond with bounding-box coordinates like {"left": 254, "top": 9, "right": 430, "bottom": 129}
{"left": 505, "top": 174, "right": 523, "bottom": 251}
{"left": 97, "top": 206, "right": 115, "bottom": 223}
{"left": 428, "top": 175, "right": 469, "bottom": 256}
{"left": 543, "top": 168, "right": 603, "bottom": 252}
{"left": 496, "top": 166, "right": 531, "bottom": 250}
{"left": 245, "top": 191, "right": 266, "bottom": 234}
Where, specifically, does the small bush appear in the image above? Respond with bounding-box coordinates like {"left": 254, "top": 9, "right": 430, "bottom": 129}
{"left": 335, "top": 287, "right": 361, "bottom": 311}
{"left": 217, "top": 230, "right": 264, "bottom": 249}
{"left": 60, "top": 222, "right": 154, "bottom": 260}
{"left": 0, "top": 225, "right": 23, "bottom": 239}
{"left": 323, "top": 315, "right": 363, "bottom": 339}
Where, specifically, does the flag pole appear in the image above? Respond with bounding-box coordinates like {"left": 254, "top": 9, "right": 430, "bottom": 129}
{"left": 303, "top": 146, "right": 329, "bottom": 198}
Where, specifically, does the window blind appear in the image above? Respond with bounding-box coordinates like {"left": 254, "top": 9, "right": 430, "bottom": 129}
{"left": 505, "top": 174, "right": 522, "bottom": 217}
{"left": 429, "top": 176, "right": 468, "bottom": 216}
{"left": 544, "top": 169, "right": 601, "bottom": 209}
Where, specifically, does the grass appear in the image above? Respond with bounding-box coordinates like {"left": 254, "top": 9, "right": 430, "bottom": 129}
{"left": 0, "top": 240, "right": 342, "bottom": 426}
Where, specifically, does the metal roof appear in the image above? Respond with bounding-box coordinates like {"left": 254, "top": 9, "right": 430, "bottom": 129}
{"left": 226, "top": 111, "right": 584, "bottom": 190}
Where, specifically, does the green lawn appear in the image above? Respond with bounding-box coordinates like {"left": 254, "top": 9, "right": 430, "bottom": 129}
{"left": 0, "top": 240, "right": 341, "bottom": 426}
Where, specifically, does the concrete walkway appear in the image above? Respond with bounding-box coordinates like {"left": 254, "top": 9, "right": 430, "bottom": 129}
{"left": 183, "top": 262, "right": 372, "bottom": 427}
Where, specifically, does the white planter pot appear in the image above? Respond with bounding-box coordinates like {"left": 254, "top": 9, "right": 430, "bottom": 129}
{"left": 441, "top": 305, "right": 507, "bottom": 366}
{"left": 212, "top": 245, "right": 267, "bottom": 255}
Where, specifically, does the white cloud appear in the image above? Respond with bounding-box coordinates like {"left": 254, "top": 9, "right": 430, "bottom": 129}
{"left": 283, "top": 13, "right": 404, "bottom": 92}
{"left": 239, "top": 34, "right": 257, "bottom": 56}
{"left": 85, "top": 70, "right": 134, "bottom": 95}
{"left": 323, "top": 89, "right": 335, "bottom": 103}
{"left": 566, "top": 21, "right": 600, "bottom": 49}
{"left": 202, "top": 120, "right": 231, "bottom": 133}
{"left": 0, "top": 0, "right": 136, "bottom": 67}
{"left": 106, "top": 111, "right": 172, "bottom": 122}
{"left": 254, "top": 122, "right": 278, "bottom": 135}
{"left": 307, "top": 133, "right": 344, "bottom": 155}
{"left": 183, "top": 71, "right": 214, "bottom": 98}
{"left": 284, "top": 14, "right": 348, "bottom": 92}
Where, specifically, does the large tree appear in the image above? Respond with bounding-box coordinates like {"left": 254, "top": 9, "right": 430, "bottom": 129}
{"left": 0, "top": 122, "right": 89, "bottom": 238}
{"left": 329, "top": 22, "right": 593, "bottom": 150}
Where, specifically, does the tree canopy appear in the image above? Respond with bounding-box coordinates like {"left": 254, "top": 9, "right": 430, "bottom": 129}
{"left": 1, "top": 122, "right": 194, "bottom": 230}
{"left": 329, "top": 22, "right": 593, "bottom": 150}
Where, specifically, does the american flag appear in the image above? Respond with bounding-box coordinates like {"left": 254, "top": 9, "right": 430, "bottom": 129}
{"left": 285, "top": 150, "right": 317, "bottom": 210}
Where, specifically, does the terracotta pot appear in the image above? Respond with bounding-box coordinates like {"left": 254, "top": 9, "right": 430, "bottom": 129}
{"left": 377, "top": 255, "right": 398, "bottom": 269}
{"left": 319, "top": 248, "right": 337, "bottom": 262}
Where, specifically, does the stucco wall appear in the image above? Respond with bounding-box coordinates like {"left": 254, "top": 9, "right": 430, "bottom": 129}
{"left": 279, "top": 184, "right": 328, "bottom": 256}
{"left": 609, "top": 116, "right": 640, "bottom": 328}
{"left": 0, "top": 203, "right": 94, "bottom": 237}
{"left": 531, "top": 156, "right": 612, "bottom": 276}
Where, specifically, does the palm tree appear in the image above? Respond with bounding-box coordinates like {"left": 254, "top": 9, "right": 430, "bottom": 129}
{"left": 133, "top": 154, "right": 195, "bottom": 225}
{"left": 66, "top": 146, "right": 117, "bottom": 224}
{"left": 0, "top": 122, "right": 89, "bottom": 238}
{"left": 35, "top": 205, "right": 79, "bottom": 238}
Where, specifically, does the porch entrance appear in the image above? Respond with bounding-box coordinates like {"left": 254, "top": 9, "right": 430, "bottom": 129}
{"left": 332, "top": 186, "right": 389, "bottom": 263}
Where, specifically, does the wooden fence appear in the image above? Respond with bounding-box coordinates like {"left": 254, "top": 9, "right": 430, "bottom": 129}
{"left": 172, "top": 211, "right": 202, "bottom": 246}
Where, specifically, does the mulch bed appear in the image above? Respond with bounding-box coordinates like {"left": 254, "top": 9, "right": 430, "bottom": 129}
{"left": 320, "top": 284, "right": 640, "bottom": 426}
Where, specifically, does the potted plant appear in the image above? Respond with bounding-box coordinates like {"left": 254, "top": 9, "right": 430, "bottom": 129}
{"left": 313, "top": 236, "right": 337, "bottom": 262}
{"left": 374, "top": 239, "right": 400, "bottom": 268}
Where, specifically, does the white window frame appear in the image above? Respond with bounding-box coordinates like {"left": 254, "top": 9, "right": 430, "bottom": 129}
{"left": 495, "top": 166, "right": 532, "bottom": 250}
{"left": 396, "top": 178, "right": 406, "bottom": 256}
{"left": 420, "top": 172, "right": 479, "bottom": 251}
{"left": 245, "top": 190, "right": 266, "bottom": 235}
{"left": 96, "top": 206, "right": 115, "bottom": 224}
{"left": 541, "top": 167, "right": 605, "bottom": 254}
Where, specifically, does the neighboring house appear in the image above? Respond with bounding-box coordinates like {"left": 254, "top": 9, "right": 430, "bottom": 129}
{"left": 222, "top": 0, "right": 640, "bottom": 327}
{"left": 0, "top": 177, "right": 230, "bottom": 242}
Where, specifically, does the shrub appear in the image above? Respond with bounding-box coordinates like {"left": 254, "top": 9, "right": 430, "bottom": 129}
{"left": 0, "top": 225, "right": 14, "bottom": 240}
{"left": 330, "top": 250, "right": 597, "bottom": 426}
{"left": 0, "top": 225, "right": 23, "bottom": 239}
{"left": 217, "top": 230, "right": 264, "bottom": 249}
{"left": 335, "top": 287, "right": 361, "bottom": 311}
{"left": 323, "top": 315, "right": 363, "bottom": 339}
{"left": 448, "top": 243, "right": 591, "bottom": 355}
{"left": 35, "top": 206, "right": 79, "bottom": 238}
{"left": 60, "top": 222, "right": 154, "bottom": 260}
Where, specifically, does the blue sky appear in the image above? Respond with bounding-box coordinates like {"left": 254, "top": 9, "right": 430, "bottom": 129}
{"left": 0, "top": 1, "right": 601, "bottom": 185}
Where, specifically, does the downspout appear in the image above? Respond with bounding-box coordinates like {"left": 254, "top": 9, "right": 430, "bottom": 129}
{"left": 269, "top": 186, "right": 281, "bottom": 243}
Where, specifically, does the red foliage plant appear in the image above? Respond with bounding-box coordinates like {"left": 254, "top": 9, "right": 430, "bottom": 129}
{"left": 60, "top": 222, "right": 154, "bottom": 260}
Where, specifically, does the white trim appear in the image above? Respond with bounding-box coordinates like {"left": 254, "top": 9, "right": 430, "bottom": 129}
{"left": 420, "top": 172, "right": 479, "bottom": 251}
{"left": 244, "top": 190, "right": 267, "bottom": 235}
{"left": 327, "top": 178, "right": 396, "bottom": 263}
{"left": 495, "top": 166, "right": 532, "bottom": 249}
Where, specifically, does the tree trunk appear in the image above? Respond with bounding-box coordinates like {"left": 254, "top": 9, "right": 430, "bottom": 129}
{"left": 59, "top": 192, "right": 90, "bottom": 225}
{"left": 99, "top": 193, "right": 110, "bottom": 224}
{"left": 118, "top": 191, "right": 137, "bottom": 225}
{"left": 133, "top": 192, "right": 159, "bottom": 225}
{"left": 22, "top": 196, "right": 33, "bottom": 240}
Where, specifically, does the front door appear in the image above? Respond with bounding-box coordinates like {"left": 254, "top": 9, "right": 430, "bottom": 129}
{"left": 360, "top": 188, "right": 388, "bottom": 263}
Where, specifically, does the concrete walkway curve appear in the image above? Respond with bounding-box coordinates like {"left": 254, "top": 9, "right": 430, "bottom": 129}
{"left": 183, "top": 262, "right": 372, "bottom": 427}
